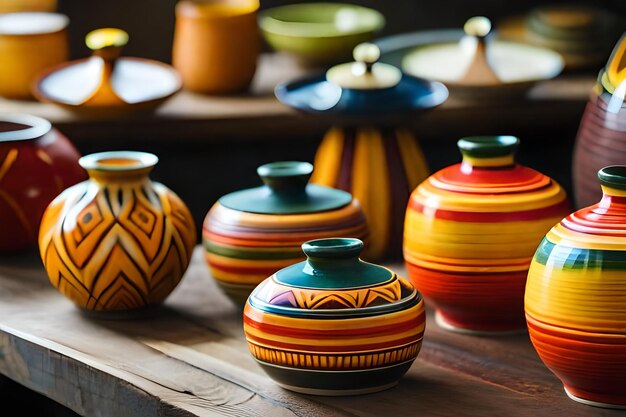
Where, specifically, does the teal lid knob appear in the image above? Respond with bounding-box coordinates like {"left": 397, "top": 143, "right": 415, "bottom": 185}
{"left": 257, "top": 161, "right": 312, "bottom": 195}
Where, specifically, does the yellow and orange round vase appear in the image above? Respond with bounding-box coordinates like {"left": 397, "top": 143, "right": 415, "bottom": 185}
{"left": 526, "top": 166, "right": 626, "bottom": 409}
{"left": 202, "top": 161, "right": 369, "bottom": 305}
{"left": 243, "top": 237, "right": 425, "bottom": 395}
{"left": 404, "top": 136, "right": 570, "bottom": 333}
{"left": 38, "top": 151, "right": 196, "bottom": 312}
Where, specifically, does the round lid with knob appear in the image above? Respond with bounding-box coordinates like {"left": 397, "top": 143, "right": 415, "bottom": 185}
{"left": 274, "top": 42, "right": 448, "bottom": 118}
{"left": 248, "top": 238, "right": 421, "bottom": 317}
{"left": 401, "top": 16, "right": 564, "bottom": 96}
{"left": 219, "top": 161, "right": 353, "bottom": 214}
{"left": 33, "top": 28, "right": 181, "bottom": 112}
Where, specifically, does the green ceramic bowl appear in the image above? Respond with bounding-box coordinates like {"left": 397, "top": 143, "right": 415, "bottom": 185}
{"left": 259, "top": 2, "right": 385, "bottom": 66}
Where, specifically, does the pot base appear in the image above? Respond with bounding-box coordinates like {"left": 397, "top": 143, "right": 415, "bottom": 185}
{"left": 256, "top": 358, "right": 415, "bottom": 396}
{"left": 215, "top": 281, "right": 255, "bottom": 307}
{"left": 565, "top": 387, "right": 626, "bottom": 410}
{"left": 435, "top": 311, "right": 527, "bottom": 336}
{"left": 77, "top": 304, "right": 163, "bottom": 320}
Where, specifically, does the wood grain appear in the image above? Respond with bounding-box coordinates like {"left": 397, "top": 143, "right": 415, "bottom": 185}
{"left": 0, "top": 247, "right": 622, "bottom": 417}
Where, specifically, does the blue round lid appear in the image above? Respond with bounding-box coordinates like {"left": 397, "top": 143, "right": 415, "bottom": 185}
{"left": 275, "top": 42, "right": 448, "bottom": 117}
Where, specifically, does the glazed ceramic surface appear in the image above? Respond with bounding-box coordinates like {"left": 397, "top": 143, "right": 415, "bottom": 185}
{"left": 498, "top": 5, "right": 622, "bottom": 71}
{"left": 573, "top": 34, "right": 626, "bottom": 208}
{"left": 0, "top": 12, "right": 68, "bottom": 99}
{"left": 404, "top": 136, "right": 570, "bottom": 333}
{"left": 34, "top": 28, "right": 181, "bottom": 116}
{"left": 0, "top": 114, "right": 84, "bottom": 252}
{"left": 39, "top": 151, "right": 196, "bottom": 312}
{"left": 243, "top": 238, "right": 425, "bottom": 395}
{"left": 399, "top": 17, "right": 564, "bottom": 99}
{"left": 259, "top": 3, "right": 385, "bottom": 66}
{"left": 173, "top": 0, "right": 259, "bottom": 94}
{"left": 276, "top": 43, "right": 447, "bottom": 260}
{"left": 203, "top": 161, "right": 368, "bottom": 305}
{"left": 526, "top": 166, "right": 626, "bottom": 408}
{"left": 0, "top": 0, "right": 57, "bottom": 13}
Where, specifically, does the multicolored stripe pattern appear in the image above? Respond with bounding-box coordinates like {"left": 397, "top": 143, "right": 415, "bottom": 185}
{"left": 202, "top": 201, "right": 369, "bottom": 304}
{"left": 404, "top": 137, "right": 569, "bottom": 332}
{"left": 244, "top": 295, "right": 425, "bottom": 371}
{"left": 311, "top": 126, "right": 429, "bottom": 260}
{"left": 525, "top": 180, "right": 626, "bottom": 406}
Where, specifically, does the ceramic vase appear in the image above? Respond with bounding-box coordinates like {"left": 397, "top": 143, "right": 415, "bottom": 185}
{"left": 244, "top": 237, "right": 425, "bottom": 395}
{"left": 203, "top": 161, "right": 368, "bottom": 306}
{"left": 573, "top": 34, "right": 626, "bottom": 208}
{"left": 173, "top": 0, "right": 259, "bottom": 94}
{"left": 311, "top": 126, "right": 429, "bottom": 260}
{"left": 404, "top": 136, "right": 570, "bottom": 333}
{"left": 0, "top": 114, "right": 85, "bottom": 252}
{"left": 526, "top": 166, "right": 626, "bottom": 409}
{"left": 39, "top": 151, "right": 196, "bottom": 312}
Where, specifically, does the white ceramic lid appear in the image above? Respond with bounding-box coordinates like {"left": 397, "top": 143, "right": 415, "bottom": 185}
{"left": 0, "top": 12, "right": 68, "bottom": 35}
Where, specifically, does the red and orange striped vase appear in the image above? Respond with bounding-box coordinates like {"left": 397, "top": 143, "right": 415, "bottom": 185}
{"left": 526, "top": 166, "right": 626, "bottom": 409}
{"left": 244, "top": 237, "right": 425, "bottom": 395}
{"left": 203, "top": 161, "right": 369, "bottom": 305}
{"left": 404, "top": 136, "right": 570, "bottom": 333}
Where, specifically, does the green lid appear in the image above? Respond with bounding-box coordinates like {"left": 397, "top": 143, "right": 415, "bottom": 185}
{"left": 274, "top": 238, "right": 393, "bottom": 289}
{"left": 219, "top": 161, "right": 353, "bottom": 214}
{"left": 457, "top": 136, "right": 519, "bottom": 158}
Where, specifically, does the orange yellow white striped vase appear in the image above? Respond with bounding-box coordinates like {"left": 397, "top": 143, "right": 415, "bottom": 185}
{"left": 203, "top": 161, "right": 368, "bottom": 306}
{"left": 244, "top": 238, "right": 425, "bottom": 395}
{"left": 39, "top": 151, "right": 196, "bottom": 312}
{"left": 526, "top": 166, "right": 626, "bottom": 409}
{"left": 311, "top": 126, "right": 429, "bottom": 260}
{"left": 404, "top": 136, "right": 570, "bottom": 333}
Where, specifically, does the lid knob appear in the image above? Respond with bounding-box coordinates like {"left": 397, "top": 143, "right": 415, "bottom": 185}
{"left": 463, "top": 16, "right": 492, "bottom": 38}
{"left": 325, "top": 42, "right": 402, "bottom": 90}
{"left": 458, "top": 136, "right": 519, "bottom": 168}
{"left": 302, "top": 238, "right": 363, "bottom": 271}
{"left": 257, "top": 161, "right": 312, "bottom": 195}
{"left": 86, "top": 28, "right": 129, "bottom": 61}
{"left": 459, "top": 16, "right": 501, "bottom": 86}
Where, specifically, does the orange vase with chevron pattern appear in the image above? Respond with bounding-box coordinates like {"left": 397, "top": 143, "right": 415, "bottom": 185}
{"left": 0, "top": 113, "right": 85, "bottom": 252}
{"left": 244, "top": 238, "right": 425, "bottom": 395}
{"left": 38, "top": 151, "right": 196, "bottom": 312}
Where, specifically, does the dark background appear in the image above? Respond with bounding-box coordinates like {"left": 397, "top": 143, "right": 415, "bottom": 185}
{"left": 2, "top": 1, "right": 625, "bottom": 414}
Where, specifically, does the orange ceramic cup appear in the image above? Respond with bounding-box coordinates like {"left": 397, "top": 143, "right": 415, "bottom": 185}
{"left": 0, "top": 12, "right": 69, "bottom": 99}
{"left": 0, "top": 0, "right": 57, "bottom": 13}
{"left": 173, "top": 0, "right": 260, "bottom": 94}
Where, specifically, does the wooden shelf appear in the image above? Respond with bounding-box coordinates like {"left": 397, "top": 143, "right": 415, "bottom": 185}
{"left": 0, "top": 53, "right": 595, "bottom": 142}
{"left": 0, "top": 246, "right": 623, "bottom": 417}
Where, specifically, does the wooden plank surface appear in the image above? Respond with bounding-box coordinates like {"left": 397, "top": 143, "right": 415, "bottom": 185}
{"left": 0, "top": 247, "right": 623, "bottom": 417}
{"left": 0, "top": 53, "right": 595, "bottom": 142}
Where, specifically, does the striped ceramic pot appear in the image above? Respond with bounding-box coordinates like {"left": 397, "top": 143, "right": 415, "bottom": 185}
{"left": 311, "top": 126, "right": 429, "bottom": 260}
{"left": 203, "top": 161, "right": 369, "bottom": 305}
{"left": 573, "top": 34, "right": 626, "bottom": 209}
{"left": 526, "top": 166, "right": 626, "bottom": 409}
{"left": 39, "top": 151, "right": 197, "bottom": 312}
{"left": 244, "top": 238, "right": 425, "bottom": 395}
{"left": 404, "top": 136, "right": 570, "bottom": 333}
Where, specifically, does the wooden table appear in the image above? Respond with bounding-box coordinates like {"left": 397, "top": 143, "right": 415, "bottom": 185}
{"left": 0, "top": 247, "right": 622, "bottom": 417}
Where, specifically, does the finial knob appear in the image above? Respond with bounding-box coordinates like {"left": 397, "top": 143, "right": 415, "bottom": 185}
{"left": 353, "top": 42, "right": 381, "bottom": 65}
{"left": 86, "top": 28, "right": 129, "bottom": 60}
{"left": 464, "top": 16, "right": 492, "bottom": 38}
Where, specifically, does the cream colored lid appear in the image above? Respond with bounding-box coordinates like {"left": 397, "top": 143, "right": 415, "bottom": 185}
{"left": 326, "top": 43, "right": 402, "bottom": 90}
